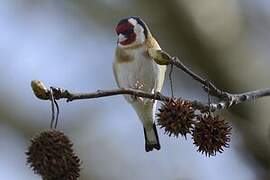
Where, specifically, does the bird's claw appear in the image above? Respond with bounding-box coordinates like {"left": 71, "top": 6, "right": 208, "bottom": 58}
{"left": 130, "top": 81, "right": 145, "bottom": 103}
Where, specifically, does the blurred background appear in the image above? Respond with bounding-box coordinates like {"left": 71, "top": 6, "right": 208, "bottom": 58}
{"left": 0, "top": 0, "right": 270, "bottom": 179}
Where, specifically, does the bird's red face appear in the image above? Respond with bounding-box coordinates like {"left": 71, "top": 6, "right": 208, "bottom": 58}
{"left": 115, "top": 21, "right": 136, "bottom": 46}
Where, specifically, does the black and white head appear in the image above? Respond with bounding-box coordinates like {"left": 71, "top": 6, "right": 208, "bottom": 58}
{"left": 115, "top": 16, "right": 149, "bottom": 48}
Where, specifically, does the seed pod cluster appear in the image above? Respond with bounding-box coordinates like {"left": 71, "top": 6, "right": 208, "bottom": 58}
{"left": 157, "top": 99, "right": 231, "bottom": 156}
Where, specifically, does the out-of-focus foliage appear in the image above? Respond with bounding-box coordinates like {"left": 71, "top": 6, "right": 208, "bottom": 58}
{"left": 1, "top": 0, "right": 270, "bottom": 179}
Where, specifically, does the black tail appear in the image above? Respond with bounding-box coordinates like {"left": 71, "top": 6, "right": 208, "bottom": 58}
{"left": 143, "top": 123, "right": 161, "bottom": 152}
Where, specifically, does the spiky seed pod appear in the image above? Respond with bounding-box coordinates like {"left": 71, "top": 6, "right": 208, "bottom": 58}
{"left": 192, "top": 114, "right": 231, "bottom": 156}
{"left": 26, "top": 129, "right": 81, "bottom": 180}
{"left": 157, "top": 99, "right": 195, "bottom": 137}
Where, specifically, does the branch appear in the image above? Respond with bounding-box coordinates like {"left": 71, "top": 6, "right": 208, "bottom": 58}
{"left": 169, "top": 57, "right": 227, "bottom": 98}
{"left": 166, "top": 56, "right": 270, "bottom": 106}
{"left": 30, "top": 47, "right": 270, "bottom": 113}
{"left": 149, "top": 50, "right": 228, "bottom": 99}
{"left": 150, "top": 50, "right": 270, "bottom": 105}
{"left": 57, "top": 88, "right": 170, "bottom": 102}
{"left": 228, "top": 88, "right": 270, "bottom": 106}
{"left": 31, "top": 80, "right": 270, "bottom": 113}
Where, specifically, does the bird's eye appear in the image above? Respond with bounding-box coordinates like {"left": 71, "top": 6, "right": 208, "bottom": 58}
{"left": 122, "top": 28, "right": 133, "bottom": 36}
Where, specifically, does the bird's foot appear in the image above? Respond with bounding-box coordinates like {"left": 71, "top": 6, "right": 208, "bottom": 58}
{"left": 130, "top": 81, "right": 144, "bottom": 102}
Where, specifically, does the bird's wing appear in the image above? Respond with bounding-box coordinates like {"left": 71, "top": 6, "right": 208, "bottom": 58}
{"left": 146, "top": 37, "right": 167, "bottom": 93}
{"left": 148, "top": 49, "right": 171, "bottom": 65}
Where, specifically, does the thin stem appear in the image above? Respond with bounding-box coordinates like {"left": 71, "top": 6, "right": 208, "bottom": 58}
{"left": 49, "top": 89, "right": 55, "bottom": 129}
{"left": 53, "top": 98, "right": 60, "bottom": 129}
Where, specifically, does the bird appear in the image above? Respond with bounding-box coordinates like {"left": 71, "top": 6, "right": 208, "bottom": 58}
{"left": 113, "top": 16, "right": 167, "bottom": 152}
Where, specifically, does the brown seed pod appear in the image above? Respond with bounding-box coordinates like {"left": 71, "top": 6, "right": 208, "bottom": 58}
{"left": 26, "top": 129, "right": 81, "bottom": 180}
{"left": 192, "top": 114, "right": 231, "bottom": 156}
{"left": 157, "top": 99, "right": 195, "bottom": 138}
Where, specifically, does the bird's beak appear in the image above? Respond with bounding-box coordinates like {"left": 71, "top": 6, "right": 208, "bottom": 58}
{"left": 118, "top": 33, "right": 127, "bottom": 42}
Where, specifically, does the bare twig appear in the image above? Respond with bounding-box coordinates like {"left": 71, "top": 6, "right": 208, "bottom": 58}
{"left": 54, "top": 88, "right": 171, "bottom": 102}
{"left": 226, "top": 88, "right": 270, "bottom": 106}
{"left": 31, "top": 80, "right": 270, "bottom": 113}
{"left": 154, "top": 53, "right": 261, "bottom": 107}
{"left": 168, "top": 56, "right": 228, "bottom": 99}
{"left": 48, "top": 86, "right": 215, "bottom": 112}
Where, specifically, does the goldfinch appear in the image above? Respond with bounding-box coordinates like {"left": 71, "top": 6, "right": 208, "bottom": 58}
{"left": 113, "top": 16, "right": 166, "bottom": 152}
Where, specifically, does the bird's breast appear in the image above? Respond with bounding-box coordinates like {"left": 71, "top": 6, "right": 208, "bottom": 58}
{"left": 116, "top": 47, "right": 159, "bottom": 92}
